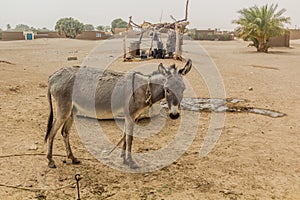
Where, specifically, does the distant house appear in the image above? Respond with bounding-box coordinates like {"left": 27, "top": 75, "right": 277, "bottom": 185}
{"left": 75, "top": 31, "right": 111, "bottom": 40}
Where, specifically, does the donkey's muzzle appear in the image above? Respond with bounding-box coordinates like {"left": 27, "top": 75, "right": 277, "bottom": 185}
{"left": 169, "top": 113, "right": 180, "bottom": 120}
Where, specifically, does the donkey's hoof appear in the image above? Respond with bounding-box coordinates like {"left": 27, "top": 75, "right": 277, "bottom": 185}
{"left": 129, "top": 161, "right": 139, "bottom": 169}
{"left": 48, "top": 161, "right": 57, "bottom": 169}
{"left": 72, "top": 158, "right": 81, "bottom": 165}
{"left": 120, "top": 153, "right": 125, "bottom": 159}
{"left": 124, "top": 160, "right": 139, "bottom": 169}
{"left": 120, "top": 150, "right": 126, "bottom": 159}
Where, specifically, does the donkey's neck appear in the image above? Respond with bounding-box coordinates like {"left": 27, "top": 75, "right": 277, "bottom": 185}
{"left": 148, "top": 73, "right": 165, "bottom": 104}
{"left": 134, "top": 72, "right": 165, "bottom": 107}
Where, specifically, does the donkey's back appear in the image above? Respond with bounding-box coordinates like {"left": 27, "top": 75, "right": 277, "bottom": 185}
{"left": 48, "top": 66, "right": 124, "bottom": 99}
{"left": 48, "top": 66, "right": 127, "bottom": 119}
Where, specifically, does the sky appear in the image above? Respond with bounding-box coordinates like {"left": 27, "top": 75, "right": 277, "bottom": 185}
{"left": 0, "top": 0, "right": 299, "bottom": 31}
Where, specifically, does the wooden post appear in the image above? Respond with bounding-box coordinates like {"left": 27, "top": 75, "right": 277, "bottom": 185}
{"left": 123, "top": 17, "right": 133, "bottom": 60}
{"left": 123, "top": 31, "right": 127, "bottom": 60}
{"left": 149, "top": 28, "right": 155, "bottom": 57}
{"left": 139, "top": 29, "right": 144, "bottom": 44}
{"left": 174, "top": 23, "right": 182, "bottom": 60}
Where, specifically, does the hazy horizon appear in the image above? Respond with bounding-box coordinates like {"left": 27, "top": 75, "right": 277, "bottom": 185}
{"left": 0, "top": 0, "right": 299, "bottom": 31}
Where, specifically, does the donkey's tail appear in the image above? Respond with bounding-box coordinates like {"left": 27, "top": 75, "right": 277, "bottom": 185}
{"left": 45, "top": 87, "right": 53, "bottom": 143}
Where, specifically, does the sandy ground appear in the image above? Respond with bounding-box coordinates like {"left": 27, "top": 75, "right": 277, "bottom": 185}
{"left": 0, "top": 38, "right": 299, "bottom": 200}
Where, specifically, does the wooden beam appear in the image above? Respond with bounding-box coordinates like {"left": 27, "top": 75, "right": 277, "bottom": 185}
{"left": 185, "top": 0, "right": 189, "bottom": 20}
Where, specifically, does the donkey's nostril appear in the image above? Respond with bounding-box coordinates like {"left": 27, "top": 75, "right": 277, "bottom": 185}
{"left": 169, "top": 113, "right": 180, "bottom": 120}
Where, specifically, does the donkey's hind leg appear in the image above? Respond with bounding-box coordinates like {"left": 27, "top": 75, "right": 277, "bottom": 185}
{"left": 47, "top": 101, "right": 72, "bottom": 168}
{"left": 121, "top": 123, "right": 126, "bottom": 163}
{"left": 61, "top": 114, "right": 80, "bottom": 165}
{"left": 47, "top": 118, "right": 65, "bottom": 168}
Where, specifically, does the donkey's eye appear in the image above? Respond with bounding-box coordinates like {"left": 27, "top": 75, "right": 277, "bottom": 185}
{"left": 166, "top": 89, "right": 170, "bottom": 94}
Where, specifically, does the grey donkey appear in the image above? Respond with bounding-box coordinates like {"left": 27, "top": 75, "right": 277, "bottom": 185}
{"left": 45, "top": 59, "right": 192, "bottom": 168}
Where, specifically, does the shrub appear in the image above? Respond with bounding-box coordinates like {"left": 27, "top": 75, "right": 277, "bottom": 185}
{"left": 208, "top": 33, "right": 215, "bottom": 41}
{"left": 55, "top": 17, "right": 84, "bottom": 39}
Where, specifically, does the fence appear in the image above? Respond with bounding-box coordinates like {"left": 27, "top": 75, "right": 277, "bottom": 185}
{"left": 194, "top": 30, "right": 234, "bottom": 41}
{"left": 289, "top": 29, "right": 300, "bottom": 40}
{"left": 269, "top": 33, "right": 290, "bottom": 47}
{"left": 75, "top": 31, "right": 111, "bottom": 40}
{"left": 1, "top": 31, "right": 111, "bottom": 41}
{"left": 35, "top": 32, "right": 65, "bottom": 39}
{"left": 1, "top": 32, "right": 24, "bottom": 41}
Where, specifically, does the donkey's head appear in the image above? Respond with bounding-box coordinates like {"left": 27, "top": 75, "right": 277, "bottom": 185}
{"left": 158, "top": 59, "right": 192, "bottom": 120}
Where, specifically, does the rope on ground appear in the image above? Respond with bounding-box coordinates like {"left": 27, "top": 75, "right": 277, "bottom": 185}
{"left": 0, "top": 153, "right": 97, "bottom": 161}
{"left": 0, "top": 182, "right": 75, "bottom": 192}
{"left": 0, "top": 153, "right": 63, "bottom": 159}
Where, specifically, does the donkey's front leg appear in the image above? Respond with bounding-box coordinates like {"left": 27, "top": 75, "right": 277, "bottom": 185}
{"left": 120, "top": 124, "right": 126, "bottom": 163}
{"left": 126, "top": 134, "right": 139, "bottom": 169}
{"left": 124, "top": 121, "right": 139, "bottom": 169}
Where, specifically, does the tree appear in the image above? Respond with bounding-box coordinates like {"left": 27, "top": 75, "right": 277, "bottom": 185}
{"left": 111, "top": 18, "right": 128, "bottom": 33}
{"left": 84, "top": 24, "right": 95, "bottom": 31}
{"left": 14, "top": 24, "right": 31, "bottom": 31}
{"left": 96, "top": 25, "right": 111, "bottom": 32}
{"left": 233, "top": 4, "right": 290, "bottom": 52}
{"left": 30, "top": 27, "right": 39, "bottom": 32}
{"left": 6, "top": 24, "right": 11, "bottom": 30}
{"left": 39, "top": 27, "right": 51, "bottom": 32}
{"left": 55, "top": 17, "right": 84, "bottom": 39}
{"left": 0, "top": 28, "right": 2, "bottom": 39}
{"left": 96, "top": 25, "right": 104, "bottom": 31}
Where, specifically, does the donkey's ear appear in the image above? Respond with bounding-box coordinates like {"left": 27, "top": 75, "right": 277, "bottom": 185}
{"left": 158, "top": 63, "right": 169, "bottom": 76}
{"left": 179, "top": 59, "right": 192, "bottom": 75}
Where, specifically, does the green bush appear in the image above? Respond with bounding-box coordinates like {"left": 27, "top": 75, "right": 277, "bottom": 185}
{"left": 219, "top": 34, "right": 232, "bottom": 41}
{"left": 188, "top": 31, "right": 195, "bottom": 40}
{"left": 55, "top": 17, "right": 84, "bottom": 39}
{"left": 208, "top": 33, "right": 215, "bottom": 41}
{"left": 84, "top": 24, "right": 94, "bottom": 31}
{"left": 187, "top": 28, "right": 197, "bottom": 40}
{"left": 111, "top": 18, "right": 127, "bottom": 33}
{"left": 197, "top": 33, "right": 204, "bottom": 40}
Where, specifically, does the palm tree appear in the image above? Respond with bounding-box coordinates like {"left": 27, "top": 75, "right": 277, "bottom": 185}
{"left": 233, "top": 4, "right": 290, "bottom": 52}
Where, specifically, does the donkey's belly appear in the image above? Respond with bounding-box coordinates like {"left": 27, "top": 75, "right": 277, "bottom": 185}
{"left": 96, "top": 109, "right": 124, "bottom": 120}
{"left": 74, "top": 102, "right": 124, "bottom": 120}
